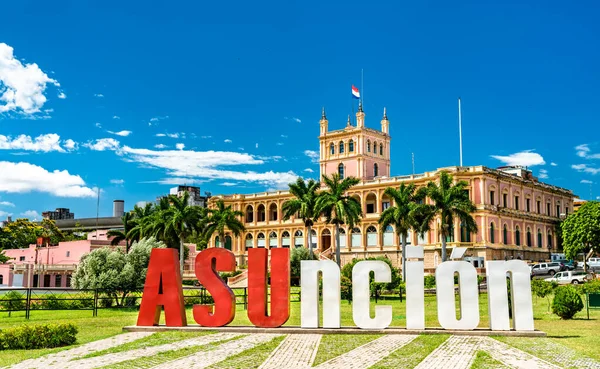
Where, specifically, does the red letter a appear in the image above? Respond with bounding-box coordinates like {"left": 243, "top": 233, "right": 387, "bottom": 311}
{"left": 193, "top": 248, "right": 236, "bottom": 327}
{"left": 137, "top": 248, "right": 187, "bottom": 327}
{"left": 248, "top": 248, "right": 290, "bottom": 328}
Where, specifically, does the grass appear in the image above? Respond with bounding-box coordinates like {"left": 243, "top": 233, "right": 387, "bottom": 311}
{"left": 100, "top": 335, "right": 243, "bottom": 369}
{"left": 0, "top": 291, "right": 598, "bottom": 366}
{"left": 470, "top": 351, "right": 509, "bottom": 369}
{"left": 207, "top": 335, "right": 285, "bottom": 369}
{"left": 312, "top": 334, "right": 382, "bottom": 365}
{"left": 369, "top": 334, "right": 449, "bottom": 369}
{"left": 79, "top": 330, "right": 216, "bottom": 359}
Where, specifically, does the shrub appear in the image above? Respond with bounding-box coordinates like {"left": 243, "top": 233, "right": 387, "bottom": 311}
{"left": 0, "top": 323, "right": 77, "bottom": 350}
{"left": 218, "top": 270, "right": 242, "bottom": 280}
{"left": 340, "top": 276, "right": 352, "bottom": 303}
{"left": 0, "top": 291, "right": 26, "bottom": 311}
{"left": 290, "top": 247, "right": 317, "bottom": 279}
{"left": 581, "top": 279, "right": 600, "bottom": 294}
{"left": 552, "top": 285, "right": 584, "bottom": 319}
{"left": 424, "top": 275, "right": 436, "bottom": 289}
{"left": 40, "top": 295, "right": 68, "bottom": 310}
{"left": 531, "top": 279, "right": 557, "bottom": 311}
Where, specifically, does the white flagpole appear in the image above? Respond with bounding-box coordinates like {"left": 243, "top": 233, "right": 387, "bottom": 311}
{"left": 458, "top": 97, "right": 463, "bottom": 167}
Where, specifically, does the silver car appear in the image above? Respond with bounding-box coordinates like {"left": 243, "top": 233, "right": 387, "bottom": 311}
{"left": 530, "top": 262, "right": 562, "bottom": 276}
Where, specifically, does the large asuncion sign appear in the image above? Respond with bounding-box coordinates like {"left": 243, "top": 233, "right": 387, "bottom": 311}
{"left": 137, "top": 247, "right": 534, "bottom": 331}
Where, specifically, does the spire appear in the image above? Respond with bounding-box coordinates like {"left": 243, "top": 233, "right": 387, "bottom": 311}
{"left": 358, "top": 100, "right": 363, "bottom": 112}
{"left": 322, "top": 106, "right": 326, "bottom": 119}
{"left": 347, "top": 115, "right": 351, "bottom": 126}
{"left": 383, "top": 107, "right": 388, "bottom": 120}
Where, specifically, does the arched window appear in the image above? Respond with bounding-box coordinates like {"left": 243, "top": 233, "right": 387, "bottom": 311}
{"left": 526, "top": 227, "right": 532, "bottom": 247}
{"left": 379, "top": 143, "right": 383, "bottom": 156}
{"left": 383, "top": 225, "right": 393, "bottom": 246}
{"left": 257, "top": 232, "right": 266, "bottom": 248}
{"left": 339, "top": 141, "right": 344, "bottom": 154}
{"left": 269, "top": 231, "right": 278, "bottom": 248}
{"left": 349, "top": 140, "right": 354, "bottom": 152}
{"left": 257, "top": 204, "right": 266, "bottom": 222}
{"left": 460, "top": 222, "right": 471, "bottom": 242}
{"left": 215, "top": 236, "right": 220, "bottom": 247}
{"left": 351, "top": 227, "right": 362, "bottom": 247}
{"left": 245, "top": 233, "right": 253, "bottom": 248}
{"left": 281, "top": 231, "right": 291, "bottom": 248}
{"left": 445, "top": 223, "right": 455, "bottom": 242}
{"left": 490, "top": 223, "right": 495, "bottom": 243}
{"left": 294, "top": 230, "right": 304, "bottom": 248}
{"left": 367, "top": 225, "right": 377, "bottom": 247}
{"left": 537, "top": 229, "right": 543, "bottom": 248}
{"left": 547, "top": 231, "right": 553, "bottom": 249}
{"left": 374, "top": 163, "right": 379, "bottom": 177}
{"left": 269, "top": 203, "right": 278, "bottom": 221}
{"left": 330, "top": 143, "right": 335, "bottom": 155}
{"left": 515, "top": 226, "right": 521, "bottom": 246}
{"left": 338, "top": 163, "right": 344, "bottom": 179}
{"left": 245, "top": 205, "right": 254, "bottom": 223}
{"left": 503, "top": 224, "right": 508, "bottom": 245}
{"left": 367, "top": 140, "right": 371, "bottom": 152}
{"left": 0, "top": 275, "right": 3, "bottom": 285}
{"left": 338, "top": 228, "right": 346, "bottom": 248}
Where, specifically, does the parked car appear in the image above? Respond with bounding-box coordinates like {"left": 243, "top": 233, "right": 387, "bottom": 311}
{"left": 587, "top": 257, "right": 600, "bottom": 270}
{"left": 556, "top": 259, "right": 576, "bottom": 271}
{"left": 530, "top": 262, "right": 562, "bottom": 276}
{"left": 545, "top": 271, "right": 588, "bottom": 285}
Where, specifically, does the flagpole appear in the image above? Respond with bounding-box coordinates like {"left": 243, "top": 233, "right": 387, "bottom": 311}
{"left": 458, "top": 97, "right": 463, "bottom": 167}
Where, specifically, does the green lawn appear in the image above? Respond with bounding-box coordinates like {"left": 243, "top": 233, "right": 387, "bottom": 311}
{"left": 0, "top": 291, "right": 598, "bottom": 366}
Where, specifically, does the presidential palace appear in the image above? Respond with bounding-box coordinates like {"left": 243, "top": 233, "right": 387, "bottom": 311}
{"left": 208, "top": 105, "right": 575, "bottom": 269}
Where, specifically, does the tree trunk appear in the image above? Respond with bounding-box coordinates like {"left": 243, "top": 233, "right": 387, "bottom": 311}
{"left": 401, "top": 232, "right": 407, "bottom": 281}
{"left": 441, "top": 233, "right": 447, "bottom": 262}
{"left": 335, "top": 224, "right": 341, "bottom": 267}
{"left": 307, "top": 224, "right": 313, "bottom": 257}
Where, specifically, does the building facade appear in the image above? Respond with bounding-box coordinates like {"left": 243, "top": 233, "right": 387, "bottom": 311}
{"left": 42, "top": 208, "right": 74, "bottom": 220}
{"left": 209, "top": 108, "right": 576, "bottom": 270}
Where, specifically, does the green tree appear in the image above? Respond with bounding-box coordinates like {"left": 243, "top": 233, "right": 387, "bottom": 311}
{"left": 531, "top": 279, "right": 557, "bottom": 312}
{"left": 0, "top": 248, "right": 10, "bottom": 263}
{"left": 316, "top": 174, "right": 362, "bottom": 266}
{"left": 150, "top": 192, "right": 204, "bottom": 273}
{"left": 204, "top": 199, "right": 245, "bottom": 251}
{"left": 418, "top": 171, "right": 478, "bottom": 262}
{"left": 290, "top": 246, "right": 317, "bottom": 280}
{"left": 340, "top": 257, "right": 402, "bottom": 302}
{"left": 107, "top": 212, "right": 135, "bottom": 251}
{"left": 72, "top": 237, "right": 166, "bottom": 306}
{"left": 127, "top": 203, "right": 156, "bottom": 244}
{"left": 551, "top": 285, "right": 584, "bottom": 319}
{"left": 282, "top": 178, "right": 321, "bottom": 256}
{"left": 378, "top": 183, "right": 427, "bottom": 280}
{"left": 0, "top": 219, "right": 42, "bottom": 249}
{"left": 39, "top": 219, "right": 65, "bottom": 245}
{"left": 561, "top": 201, "right": 600, "bottom": 273}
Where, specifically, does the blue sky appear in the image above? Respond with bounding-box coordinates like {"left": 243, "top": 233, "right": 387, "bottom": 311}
{"left": 0, "top": 0, "right": 599, "bottom": 219}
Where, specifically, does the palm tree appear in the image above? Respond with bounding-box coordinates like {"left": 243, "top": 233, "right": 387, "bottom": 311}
{"left": 204, "top": 200, "right": 245, "bottom": 250}
{"left": 127, "top": 203, "right": 156, "bottom": 244}
{"left": 151, "top": 192, "right": 204, "bottom": 273}
{"left": 378, "top": 183, "right": 427, "bottom": 281}
{"left": 316, "top": 173, "right": 362, "bottom": 266}
{"left": 418, "top": 171, "right": 478, "bottom": 262}
{"left": 282, "top": 178, "right": 321, "bottom": 256}
{"left": 107, "top": 212, "right": 134, "bottom": 251}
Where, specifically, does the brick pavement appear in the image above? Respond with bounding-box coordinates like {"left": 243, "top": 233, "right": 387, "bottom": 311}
{"left": 259, "top": 334, "right": 321, "bottom": 369}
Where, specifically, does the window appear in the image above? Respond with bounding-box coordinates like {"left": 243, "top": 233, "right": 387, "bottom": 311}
{"left": 460, "top": 222, "right": 471, "bottom": 242}
{"left": 526, "top": 198, "right": 530, "bottom": 212}
{"left": 257, "top": 204, "right": 266, "bottom": 222}
{"left": 374, "top": 163, "right": 378, "bottom": 177}
{"left": 490, "top": 191, "right": 495, "bottom": 205}
{"left": 366, "top": 203, "right": 375, "bottom": 214}
{"left": 257, "top": 232, "right": 266, "bottom": 248}
{"left": 383, "top": 225, "right": 393, "bottom": 246}
{"left": 269, "top": 231, "right": 278, "bottom": 248}
{"left": 367, "top": 226, "right": 378, "bottom": 247}
{"left": 514, "top": 196, "right": 519, "bottom": 210}
{"left": 339, "top": 141, "right": 344, "bottom": 154}
{"left": 245, "top": 205, "right": 254, "bottom": 223}
{"left": 382, "top": 201, "right": 390, "bottom": 210}
{"left": 490, "top": 223, "right": 495, "bottom": 243}
{"left": 537, "top": 229, "right": 543, "bottom": 248}
{"left": 19, "top": 256, "right": 26, "bottom": 261}
{"left": 566, "top": 207, "right": 569, "bottom": 216}
{"left": 367, "top": 140, "right": 371, "bottom": 152}
{"left": 351, "top": 227, "right": 362, "bottom": 247}
{"left": 379, "top": 143, "right": 383, "bottom": 155}
{"left": 338, "top": 228, "right": 347, "bottom": 248}
{"left": 445, "top": 224, "right": 455, "bottom": 242}
{"left": 556, "top": 204, "right": 561, "bottom": 217}
{"left": 503, "top": 193, "right": 508, "bottom": 207}
{"left": 547, "top": 203, "right": 551, "bottom": 216}
{"left": 537, "top": 200, "right": 541, "bottom": 213}
{"left": 503, "top": 225, "right": 508, "bottom": 245}
{"left": 66, "top": 274, "right": 72, "bottom": 287}
{"left": 515, "top": 226, "right": 521, "bottom": 246}
{"left": 294, "top": 230, "right": 304, "bottom": 248}
{"left": 330, "top": 143, "right": 334, "bottom": 155}
{"left": 0, "top": 275, "right": 3, "bottom": 285}
{"left": 246, "top": 233, "right": 254, "bottom": 248}
{"left": 547, "top": 232, "right": 553, "bottom": 249}
{"left": 269, "top": 203, "right": 278, "bottom": 221}
{"left": 349, "top": 140, "right": 354, "bottom": 152}
{"left": 55, "top": 274, "right": 62, "bottom": 287}
{"left": 338, "top": 163, "right": 344, "bottom": 179}
{"left": 527, "top": 228, "right": 532, "bottom": 246}
{"left": 66, "top": 251, "right": 70, "bottom": 257}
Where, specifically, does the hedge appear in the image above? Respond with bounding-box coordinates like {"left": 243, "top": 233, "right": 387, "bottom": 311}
{"left": 0, "top": 323, "right": 78, "bottom": 350}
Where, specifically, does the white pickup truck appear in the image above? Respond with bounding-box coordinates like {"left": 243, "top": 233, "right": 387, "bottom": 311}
{"left": 545, "top": 271, "right": 588, "bottom": 285}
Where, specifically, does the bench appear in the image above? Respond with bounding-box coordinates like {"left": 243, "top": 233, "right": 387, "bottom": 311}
{"left": 587, "top": 293, "right": 600, "bottom": 319}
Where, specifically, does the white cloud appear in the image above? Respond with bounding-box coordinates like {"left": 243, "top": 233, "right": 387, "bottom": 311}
{"left": 0, "top": 43, "right": 60, "bottom": 115}
{"left": 176, "top": 143, "right": 185, "bottom": 150}
{"left": 304, "top": 168, "right": 314, "bottom": 173}
{"left": 155, "top": 132, "right": 180, "bottom": 138}
{"left": 94, "top": 93, "right": 104, "bottom": 98}
{"left": 550, "top": 162, "right": 558, "bottom": 166}
{"left": 281, "top": 134, "right": 288, "bottom": 138}
{"left": 224, "top": 139, "right": 232, "bottom": 143}
{"left": 581, "top": 179, "right": 593, "bottom": 184}
{"left": 221, "top": 182, "right": 239, "bottom": 186}
{"left": 57, "top": 92, "right": 66, "bottom": 99}
{"left": 304, "top": 150, "right": 319, "bottom": 163}
{"left": 95, "top": 122, "right": 102, "bottom": 128}
{"left": 238, "top": 147, "right": 244, "bottom": 151}
{"left": 0, "top": 161, "right": 96, "bottom": 197}
{"left": 0, "top": 210, "right": 12, "bottom": 218}
{"left": 0, "top": 134, "right": 77, "bottom": 153}
{"left": 21, "top": 210, "right": 40, "bottom": 220}
{"left": 83, "top": 138, "right": 120, "bottom": 151}
{"left": 574, "top": 143, "right": 600, "bottom": 159}
{"left": 154, "top": 144, "right": 167, "bottom": 149}
{"left": 255, "top": 143, "right": 259, "bottom": 149}
{"left": 145, "top": 177, "right": 208, "bottom": 185}
{"left": 201, "top": 135, "right": 212, "bottom": 139}
{"left": 490, "top": 151, "right": 545, "bottom": 167}
{"left": 107, "top": 130, "right": 132, "bottom": 137}
{"left": 155, "top": 133, "right": 166, "bottom": 137}
{"left": 285, "top": 117, "right": 301, "bottom": 123}
{"left": 572, "top": 164, "right": 600, "bottom": 175}
{"left": 0, "top": 201, "right": 15, "bottom": 207}
{"left": 110, "top": 179, "right": 124, "bottom": 185}
{"left": 538, "top": 169, "right": 549, "bottom": 179}
{"left": 276, "top": 142, "right": 283, "bottom": 146}
{"left": 148, "top": 116, "right": 169, "bottom": 126}
{"left": 113, "top": 115, "right": 120, "bottom": 119}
